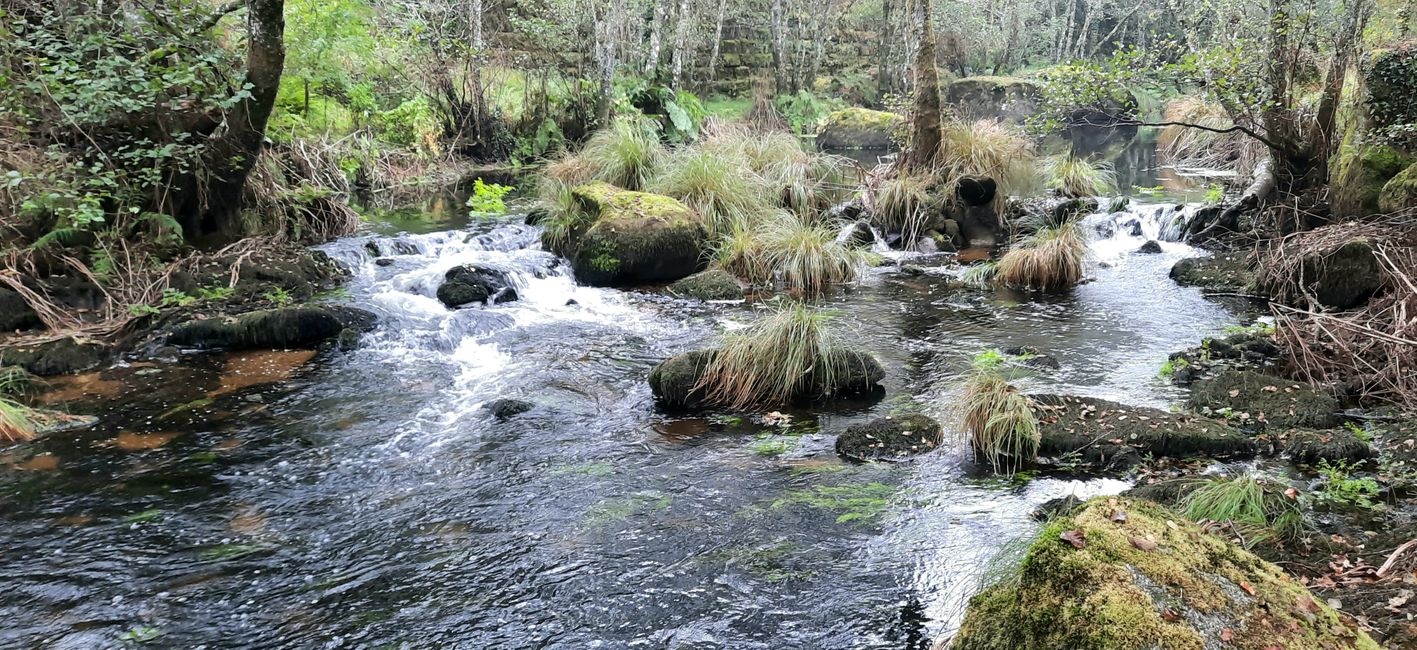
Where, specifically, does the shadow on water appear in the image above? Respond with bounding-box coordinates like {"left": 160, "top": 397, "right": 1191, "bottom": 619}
{"left": 0, "top": 178, "right": 1247, "bottom": 648}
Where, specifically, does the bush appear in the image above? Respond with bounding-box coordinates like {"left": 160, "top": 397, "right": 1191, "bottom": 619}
{"left": 579, "top": 117, "right": 665, "bottom": 191}
{"left": 995, "top": 221, "right": 1088, "bottom": 291}
{"left": 697, "top": 302, "right": 856, "bottom": 409}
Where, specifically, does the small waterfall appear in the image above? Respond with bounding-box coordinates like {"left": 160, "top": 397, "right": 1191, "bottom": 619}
{"left": 1080, "top": 199, "right": 1206, "bottom": 261}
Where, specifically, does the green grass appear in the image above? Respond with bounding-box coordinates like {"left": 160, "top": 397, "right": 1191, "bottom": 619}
{"left": 960, "top": 260, "right": 998, "bottom": 288}
{"left": 771, "top": 482, "right": 898, "bottom": 524}
{"left": 696, "top": 301, "right": 855, "bottom": 410}
{"left": 0, "top": 397, "right": 34, "bottom": 442}
{"left": 1182, "top": 474, "right": 1306, "bottom": 547}
{"left": 1315, "top": 460, "right": 1381, "bottom": 510}
{"left": 713, "top": 211, "right": 869, "bottom": 293}
{"left": 940, "top": 119, "right": 1038, "bottom": 213}
{"left": 873, "top": 174, "right": 934, "bottom": 241}
{"left": 996, "top": 220, "right": 1088, "bottom": 291}
{"left": 648, "top": 146, "right": 774, "bottom": 234}
{"left": 750, "top": 436, "right": 797, "bottom": 457}
{"left": 704, "top": 95, "right": 753, "bottom": 120}
{"left": 1157, "top": 356, "right": 1189, "bottom": 379}
{"left": 578, "top": 117, "right": 664, "bottom": 191}
{"left": 1041, "top": 151, "right": 1118, "bottom": 197}
{"left": 959, "top": 363, "right": 1039, "bottom": 474}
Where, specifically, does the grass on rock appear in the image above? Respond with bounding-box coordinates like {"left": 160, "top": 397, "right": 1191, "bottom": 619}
{"left": 960, "top": 353, "right": 1039, "bottom": 474}
{"left": 696, "top": 301, "right": 856, "bottom": 410}
{"left": 996, "top": 220, "right": 1088, "bottom": 291}
{"left": 1041, "top": 151, "right": 1118, "bottom": 197}
{"left": 1181, "top": 474, "right": 1306, "bottom": 547}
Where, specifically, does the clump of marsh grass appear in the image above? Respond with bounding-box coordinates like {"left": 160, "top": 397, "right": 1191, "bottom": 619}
{"left": 959, "top": 352, "right": 1039, "bottom": 474}
{"left": 648, "top": 147, "right": 775, "bottom": 234}
{"left": 995, "top": 220, "right": 1088, "bottom": 291}
{"left": 535, "top": 174, "right": 594, "bottom": 251}
{"left": 959, "top": 260, "right": 998, "bottom": 288}
{"left": 696, "top": 301, "right": 856, "bottom": 409}
{"left": 1041, "top": 150, "right": 1117, "bottom": 197}
{"left": 0, "top": 367, "right": 37, "bottom": 443}
{"left": 871, "top": 174, "right": 934, "bottom": 242}
{"left": 712, "top": 211, "right": 870, "bottom": 293}
{"left": 578, "top": 116, "right": 664, "bottom": 191}
{"left": 699, "top": 126, "right": 854, "bottom": 218}
{"left": 1182, "top": 474, "right": 1306, "bottom": 548}
{"left": 940, "top": 119, "right": 1038, "bottom": 214}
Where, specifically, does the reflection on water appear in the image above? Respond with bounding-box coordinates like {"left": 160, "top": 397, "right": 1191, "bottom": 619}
{"left": 0, "top": 197, "right": 1243, "bottom": 648}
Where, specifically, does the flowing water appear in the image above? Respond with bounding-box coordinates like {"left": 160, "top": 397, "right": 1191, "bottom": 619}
{"left": 0, "top": 197, "right": 1248, "bottom": 649}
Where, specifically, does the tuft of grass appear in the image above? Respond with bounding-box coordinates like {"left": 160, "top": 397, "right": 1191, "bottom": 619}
{"left": 1157, "top": 356, "right": 1189, "bottom": 379}
{"left": 713, "top": 211, "right": 869, "bottom": 293}
{"left": 940, "top": 119, "right": 1038, "bottom": 214}
{"left": 696, "top": 301, "right": 857, "bottom": 409}
{"left": 1041, "top": 151, "right": 1117, "bottom": 197}
{"left": 995, "top": 220, "right": 1088, "bottom": 291}
{"left": 648, "top": 146, "right": 774, "bottom": 234}
{"left": 0, "top": 397, "right": 34, "bottom": 443}
{"left": 577, "top": 117, "right": 664, "bottom": 191}
{"left": 959, "top": 362, "right": 1039, "bottom": 474}
{"left": 960, "top": 260, "right": 998, "bottom": 288}
{"left": 873, "top": 174, "right": 934, "bottom": 241}
{"left": 1182, "top": 474, "right": 1306, "bottom": 547}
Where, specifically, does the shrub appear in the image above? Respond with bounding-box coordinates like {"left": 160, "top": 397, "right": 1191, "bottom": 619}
{"left": 1182, "top": 474, "right": 1306, "bottom": 547}
{"left": 995, "top": 220, "right": 1088, "bottom": 291}
{"left": 960, "top": 356, "right": 1039, "bottom": 474}
{"left": 1041, "top": 151, "right": 1117, "bottom": 197}
{"left": 696, "top": 301, "right": 856, "bottom": 409}
{"left": 466, "top": 179, "right": 516, "bottom": 216}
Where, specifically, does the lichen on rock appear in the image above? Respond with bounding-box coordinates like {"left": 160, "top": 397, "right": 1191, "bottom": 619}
{"left": 546, "top": 181, "right": 708, "bottom": 287}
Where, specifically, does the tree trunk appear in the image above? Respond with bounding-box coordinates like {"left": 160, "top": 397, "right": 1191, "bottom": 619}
{"left": 707, "top": 1, "right": 727, "bottom": 82}
{"left": 878, "top": 0, "right": 894, "bottom": 99}
{"left": 906, "top": 0, "right": 941, "bottom": 169}
{"left": 670, "top": 0, "right": 691, "bottom": 90}
{"left": 192, "top": 0, "right": 286, "bottom": 243}
{"left": 770, "top": 0, "right": 788, "bottom": 93}
{"left": 645, "top": 0, "right": 666, "bottom": 77}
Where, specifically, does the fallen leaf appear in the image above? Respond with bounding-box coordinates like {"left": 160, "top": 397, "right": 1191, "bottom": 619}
{"left": 1240, "top": 581, "right": 1256, "bottom": 596}
{"left": 1161, "top": 608, "right": 1181, "bottom": 622}
{"left": 1130, "top": 536, "right": 1158, "bottom": 551}
{"left": 1386, "top": 589, "right": 1411, "bottom": 609}
{"left": 1228, "top": 388, "right": 1240, "bottom": 398}
{"left": 1221, "top": 628, "right": 1234, "bottom": 642}
{"left": 1059, "top": 529, "right": 1086, "bottom": 549}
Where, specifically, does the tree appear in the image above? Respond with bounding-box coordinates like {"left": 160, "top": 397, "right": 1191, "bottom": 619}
{"left": 905, "top": 0, "right": 942, "bottom": 169}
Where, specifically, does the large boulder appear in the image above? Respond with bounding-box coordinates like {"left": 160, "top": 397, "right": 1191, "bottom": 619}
{"left": 1255, "top": 236, "right": 1381, "bottom": 310}
{"left": 835, "top": 413, "right": 943, "bottom": 461}
{"left": 669, "top": 269, "right": 743, "bottom": 301}
{"left": 1331, "top": 143, "right": 1413, "bottom": 216}
{"left": 437, "top": 264, "right": 518, "bottom": 308}
{"left": 0, "top": 336, "right": 108, "bottom": 376}
{"left": 1379, "top": 162, "right": 1417, "bottom": 213}
{"left": 1284, "top": 427, "right": 1377, "bottom": 466}
{"left": 1032, "top": 394, "right": 1254, "bottom": 470}
{"left": 945, "top": 76, "right": 1042, "bottom": 124}
{"left": 951, "top": 497, "right": 1381, "bottom": 650}
{"left": 1186, "top": 370, "right": 1342, "bottom": 430}
{"left": 546, "top": 182, "right": 708, "bottom": 287}
{"left": 167, "top": 306, "right": 376, "bottom": 351}
{"left": 0, "top": 288, "right": 41, "bottom": 333}
{"left": 648, "top": 348, "right": 885, "bottom": 409}
{"left": 815, "top": 108, "right": 902, "bottom": 150}
{"left": 1169, "top": 253, "right": 1255, "bottom": 293}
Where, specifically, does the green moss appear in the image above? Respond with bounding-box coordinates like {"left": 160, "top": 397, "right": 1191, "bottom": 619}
{"left": 564, "top": 182, "right": 707, "bottom": 286}
{"left": 1378, "top": 162, "right": 1417, "bottom": 212}
{"left": 771, "top": 481, "right": 898, "bottom": 524}
{"left": 1331, "top": 142, "right": 1414, "bottom": 215}
{"left": 586, "top": 492, "right": 674, "bottom": 525}
{"left": 952, "top": 497, "right": 1381, "bottom": 650}
{"left": 824, "top": 107, "right": 900, "bottom": 129}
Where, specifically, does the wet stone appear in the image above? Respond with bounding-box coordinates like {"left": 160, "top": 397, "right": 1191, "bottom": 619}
{"left": 835, "top": 413, "right": 944, "bottom": 461}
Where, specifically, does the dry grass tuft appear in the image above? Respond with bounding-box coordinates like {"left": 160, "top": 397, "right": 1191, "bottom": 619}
{"left": 696, "top": 301, "right": 855, "bottom": 409}
{"left": 995, "top": 220, "right": 1089, "bottom": 291}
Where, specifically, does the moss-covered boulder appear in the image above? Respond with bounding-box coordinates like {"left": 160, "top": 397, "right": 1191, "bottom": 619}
{"left": 0, "top": 336, "right": 109, "bottom": 376}
{"left": 1169, "top": 253, "right": 1255, "bottom": 293}
{"left": 1379, "top": 162, "right": 1417, "bottom": 212}
{"left": 1032, "top": 394, "right": 1254, "bottom": 470}
{"left": 648, "top": 348, "right": 885, "bottom": 409}
{"left": 1255, "top": 238, "right": 1381, "bottom": 310}
{"left": 1331, "top": 143, "right": 1413, "bottom": 216}
{"left": 815, "top": 108, "right": 902, "bottom": 150}
{"left": 1186, "top": 370, "right": 1341, "bottom": 430}
{"left": 547, "top": 182, "right": 708, "bottom": 287}
{"left": 1163, "top": 331, "right": 1283, "bottom": 386}
{"left": 167, "top": 306, "right": 376, "bottom": 351}
{"left": 1283, "top": 427, "right": 1377, "bottom": 466}
{"left": 669, "top": 269, "right": 743, "bottom": 301}
{"left": 952, "top": 497, "right": 1381, "bottom": 650}
{"left": 835, "top": 413, "right": 943, "bottom": 461}
{"left": 945, "top": 76, "right": 1042, "bottom": 124}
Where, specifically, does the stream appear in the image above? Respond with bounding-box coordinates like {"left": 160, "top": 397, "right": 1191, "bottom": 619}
{"left": 0, "top": 180, "right": 1251, "bottom": 648}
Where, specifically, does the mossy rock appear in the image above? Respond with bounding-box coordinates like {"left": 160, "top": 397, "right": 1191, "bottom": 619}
{"left": 1164, "top": 331, "right": 1283, "bottom": 386}
{"left": 648, "top": 348, "right": 885, "bottom": 409}
{"left": 1032, "top": 394, "right": 1254, "bottom": 471}
{"left": 669, "top": 269, "right": 743, "bottom": 301}
{"left": 1378, "top": 162, "right": 1417, "bottom": 213}
{"left": 816, "top": 108, "right": 902, "bottom": 150}
{"left": 1168, "top": 253, "right": 1255, "bottom": 293}
{"left": 555, "top": 182, "right": 708, "bottom": 287}
{"left": 1186, "top": 370, "right": 1341, "bottom": 431}
{"left": 835, "top": 413, "right": 943, "bottom": 461}
{"left": 1254, "top": 238, "right": 1381, "bottom": 310}
{"left": 1330, "top": 143, "right": 1413, "bottom": 216}
{"left": 167, "top": 306, "right": 376, "bottom": 351}
{"left": 1283, "top": 427, "right": 1377, "bottom": 466}
{"left": 0, "top": 288, "right": 41, "bottom": 333}
{"left": 0, "top": 336, "right": 109, "bottom": 376}
{"left": 945, "top": 76, "right": 1042, "bottom": 124}
{"left": 952, "top": 496, "right": 1381, "bottom": 650}
{"left": 483, "top": 398, "right": 535, "bottom": 420}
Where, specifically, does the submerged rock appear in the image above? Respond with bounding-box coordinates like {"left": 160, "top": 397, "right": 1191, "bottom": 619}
{"left": 1186, "top": 370, "right": 1341, "bottom": 430}
{"left": 840, "top": 220, "right": 877, "bottom": 249}
{"left": 1169, "top": 253, "right": 1255, "bottom": 292}
{"left": 648, "top": 348, "right": 885, "bottom": 409}
{"left": 167, "top": 306, "right": 376, "bottom": 351}
{"left": 0, "top": 336, "right": 109, "bottom": 376}
{"left": 835, "top": 413, "right": 943, "bottom": 461}
{"left": 951, "top": 496, "right": 1380, "bottom": 650}
{"left": 0, "top": 288, "right": 41, "bottom": 332}
{"left": 437, "top": 264, "right": 519, "bottom": 308}
{"left": 815, "top": 108, "right": 901, "bottom": 150}
{"left": 1135, "top": 240, "right": 1163, "bottom": 254}
{"left": 545, "top": 181, "right": 708, "bottom": 287}
{"left": 669, "top": 270, "right": 743, "bottom": 301}
{"left": 1284, "top": 427, "right": 1377, "bottom": 466}
{"left": 1032, "top": 394, "right": 1253, "bottom": 470}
